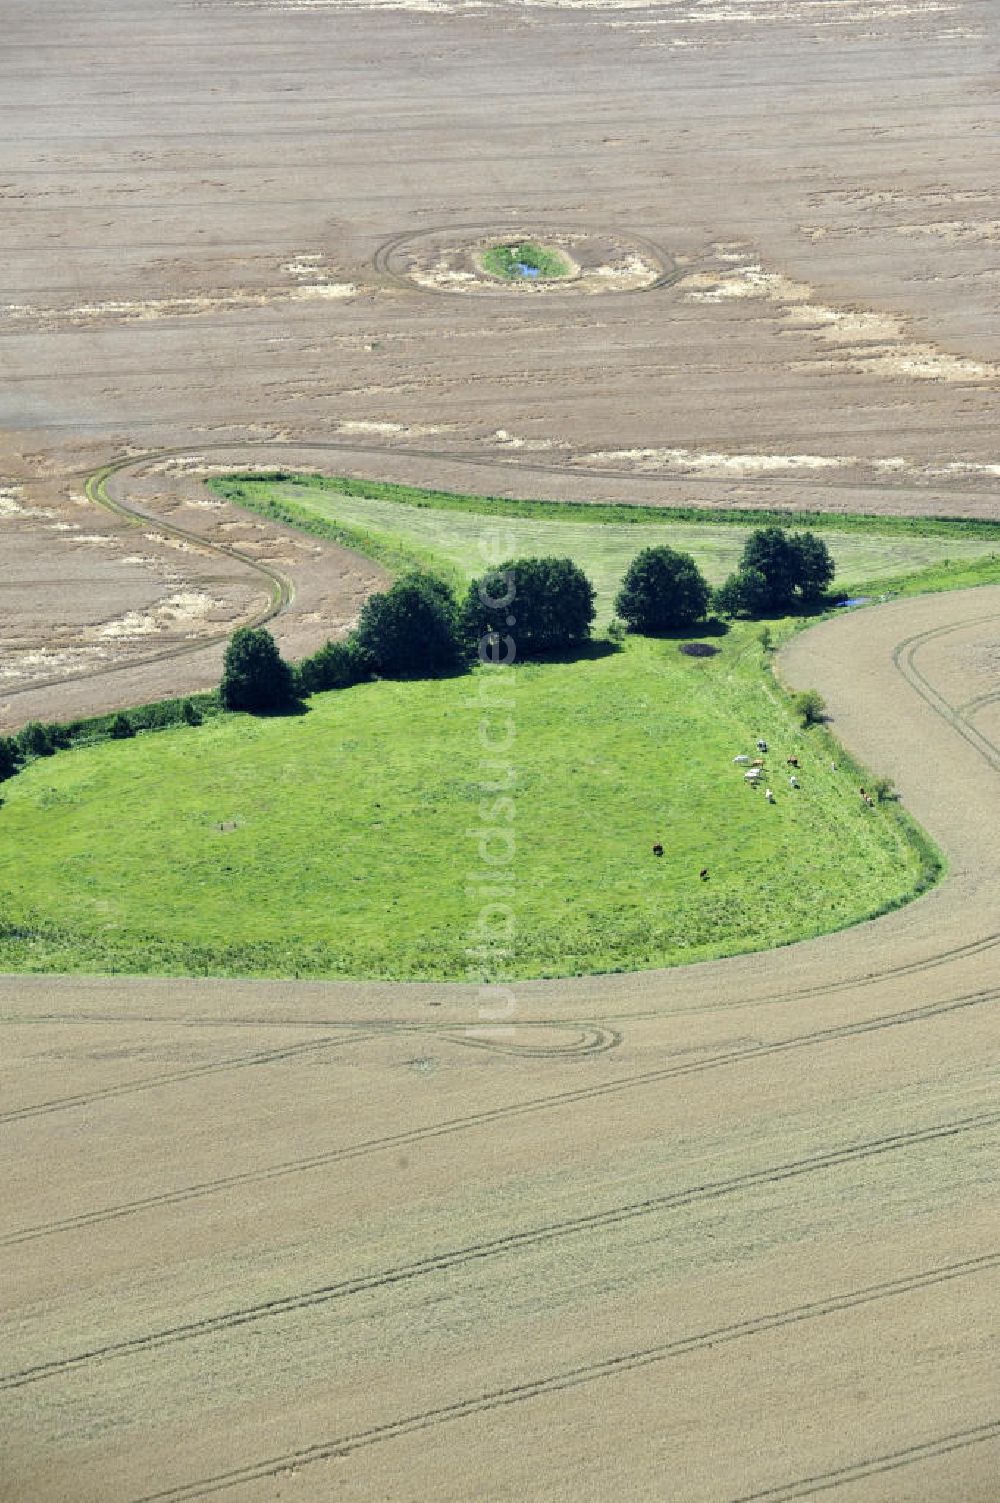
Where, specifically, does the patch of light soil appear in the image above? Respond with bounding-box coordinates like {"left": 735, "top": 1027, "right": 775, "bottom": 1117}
{"left": 336, "top": 419, "right": 448, "bottom": 437}
{"left": 288, "top": 283, "right": 356, "bottom": 300}
{"left": 93, "top": 592, "right": 224, "bottom": 641}
{"left": 0, "top": 645, "right": 109, "bottom": 684}
{"left": 590, "top": 252, "right": 659, "bottom": 290}
{"left": 575, "top": 446, "right": 856, "bottom": 476}
{"left": 491, "top": 428, "right": 557, "bottom": 452}
{"left": 1, "top": 282, "right": 356, "bottom": 328}
{"left": 925, "top": 460, "right": 1000, "bottom": 479}
{"left": 894, "top": 220, "right": 1000, "bottom": 244}
{"left": 412, "top": 261, "right": 481, "bottom": 291}
{"left": 0, "top": 484, "right": 46, "bottom": 518}
{"left": 682, "top": 253, "right": 1000, "bottom": 384}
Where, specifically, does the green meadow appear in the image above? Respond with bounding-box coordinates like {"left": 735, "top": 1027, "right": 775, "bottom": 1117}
{"left": 212, "top": 473, "right": 1000, "bottom": 621}
{"left": 7, "top": 470, "right": 994, "bottom": 982}
{"left": 0, "top": 631, "right": 935, "bottom": 981}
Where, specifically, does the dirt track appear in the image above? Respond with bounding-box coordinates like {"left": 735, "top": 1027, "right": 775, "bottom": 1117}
{"left": 3, "top": 0, "right": 1000, "bottom": 1497}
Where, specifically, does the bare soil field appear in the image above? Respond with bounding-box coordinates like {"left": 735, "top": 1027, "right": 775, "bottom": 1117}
{"left": 3, "top": 0, "right": 1000, "bottom": 1498}
{"left": 4, "top": 0, "right": 1000, "bottom": 722}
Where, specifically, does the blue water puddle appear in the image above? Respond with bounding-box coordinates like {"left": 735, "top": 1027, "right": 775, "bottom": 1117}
{"left": 838, "top": 597, "right": 871, "bottom": 608}
{"left": 516, "top": 263, "right": 540, "bottom": 279}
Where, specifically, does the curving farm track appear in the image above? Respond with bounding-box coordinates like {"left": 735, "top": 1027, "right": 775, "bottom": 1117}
{"left": 3, "top": 579, "right": 1000, "bottom": 1502}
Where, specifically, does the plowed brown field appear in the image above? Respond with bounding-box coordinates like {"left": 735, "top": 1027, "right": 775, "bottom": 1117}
{"left": 3, "top": 0, "right": 1000, "bottom": 1499}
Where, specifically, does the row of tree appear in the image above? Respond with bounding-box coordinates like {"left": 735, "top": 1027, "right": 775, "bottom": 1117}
{"left": 220, "top": 527, "right": 836, "bottom": 712}
{"left": 0, "top": 528, "right": 834, "bottom": 777}
{"left": 220, "top": 556, "right": 598, "bottom": 711}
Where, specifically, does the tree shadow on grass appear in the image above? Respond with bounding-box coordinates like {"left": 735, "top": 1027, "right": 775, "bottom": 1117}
{"left": 516, "top": 638, "right": 621, "bottom": 667}
{"left": 249, "top": 698, "right": 311, "bottom": 718}
{"left": 628, "top": 615, "right": 730, "bottom": 644}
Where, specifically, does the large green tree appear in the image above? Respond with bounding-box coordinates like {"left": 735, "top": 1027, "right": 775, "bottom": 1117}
{"left": 615, "top": 545, "right": 710, "bottom": 633}
{"left": 791, "top": 531, "right": 836, "bottom": 602}
{"left": 716, "top": 527, "right": 835, "bottom": 617}
{"left": 461, "top": 556, "right": 595, "bottom": 660}
{"left": 354, "top": 571, "right": 464, "bottom": 678}
{"left": 219, "top": 626, "right": 296, "bottom": 713}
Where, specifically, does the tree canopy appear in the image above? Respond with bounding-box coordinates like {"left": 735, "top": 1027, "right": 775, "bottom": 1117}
{"left": 461, "top": 556, "right": 596, "bottom": 660}
{"left": 615, "top": 545, "right": 711, "bottom": 634}
{"left": 354, "top": 571, "right": 464, "bottom": 678}
{"left": 716, "top": 528, "right": 835, "bottom": 617}
{"left": 219, "top": 626, "right": 297, "bottom": 713}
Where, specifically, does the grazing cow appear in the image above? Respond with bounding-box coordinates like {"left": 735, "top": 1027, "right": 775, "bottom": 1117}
{"left": 745, "top": 769, "right": 761, "bottom": 781}
{"left": 765, "top": 788, "right": 775, "bottom": 803}
{"left": 756, "top": 739, "right": 768, "bottom": 752}
{"left": 699, "top": 867, "right": 709, "bottom": 880}
{"left": 865, "top": 795, "right": 875, "bottom": 808}
{"left": 652, "top": 842, "right": 664, "bottom": 857}
{"left": 789, "top": 775, "right": 800, "bottom": 788}
{"left": 751, "top": 757, "right": 765, "bottom": 768}
{"left": 787, "top": 757, "right": 799, "bottom": 768}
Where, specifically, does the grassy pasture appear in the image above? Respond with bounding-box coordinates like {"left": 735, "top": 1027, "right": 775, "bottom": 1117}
{"left": 213, "top": 475, "right": 1000, "bottom": 622}
{"left": 0, "top": 632, "right": 933, "bottom": 981}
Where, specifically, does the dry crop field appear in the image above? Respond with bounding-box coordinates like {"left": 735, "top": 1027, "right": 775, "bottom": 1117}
{"left": 2, "top": 0, "right": 1000, "bottom": 1500}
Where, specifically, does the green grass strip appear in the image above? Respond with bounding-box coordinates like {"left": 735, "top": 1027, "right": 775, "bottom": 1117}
{"left": 209, "top": 471, "right": 1000, "bottom": 541}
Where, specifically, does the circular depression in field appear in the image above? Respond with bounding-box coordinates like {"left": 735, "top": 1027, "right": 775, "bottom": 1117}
{"left": 479, "top": 240, "right": 574, "bottom": 283}
{"left": 375, "top": 225, "right": 674, "bottom": 295}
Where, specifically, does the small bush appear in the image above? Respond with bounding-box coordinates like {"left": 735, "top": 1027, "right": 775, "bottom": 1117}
{"left": 17, "top": 721, "right": 54, "bottom": 759}
{"left": 296, "top": 635, "right": 372, "bottom": 696}
{"left": 871, "top": 774, "right": 897, "bottom": 803}
{"left": 220, "top": 626, "right": 297, "bottom": 714}
{"left": 606, "top": 618, "right": 627, "bottom": 644}
{"left": 45, "top": 722, "right": 72, "bottom": 750}
{"left": 714, "top": 566, "right": 770, "bottom": 619}
{"left": 110, "top": 713, "right": 135, "bottom": 740}
{"left": 0, "top": 737, "right": 21, "bottom": 783}
{"left": 792, "top": 688, "right": 827, "bottom": 726}
{"left": 181, "top": 700, "right": 202, "bottom": 727}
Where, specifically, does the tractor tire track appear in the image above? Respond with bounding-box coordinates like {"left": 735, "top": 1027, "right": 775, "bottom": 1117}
{"left": 5, "top": 1106, "right": 998, "bottom": 1393}
{"left": 891, "top": 612, "right": 1000, "bottom": 773}
{"left": 4, "top": 986, "right": 996, "bottom": 1248}
{"left": 122, "top": 1253, "right": 1000, "bottom": 1501}
{"left": 729, "top": 1418, "right": 1000, "bottom": 1502}
{"left": 0, "top": 1030, "right": 380, "bottom": 1127}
